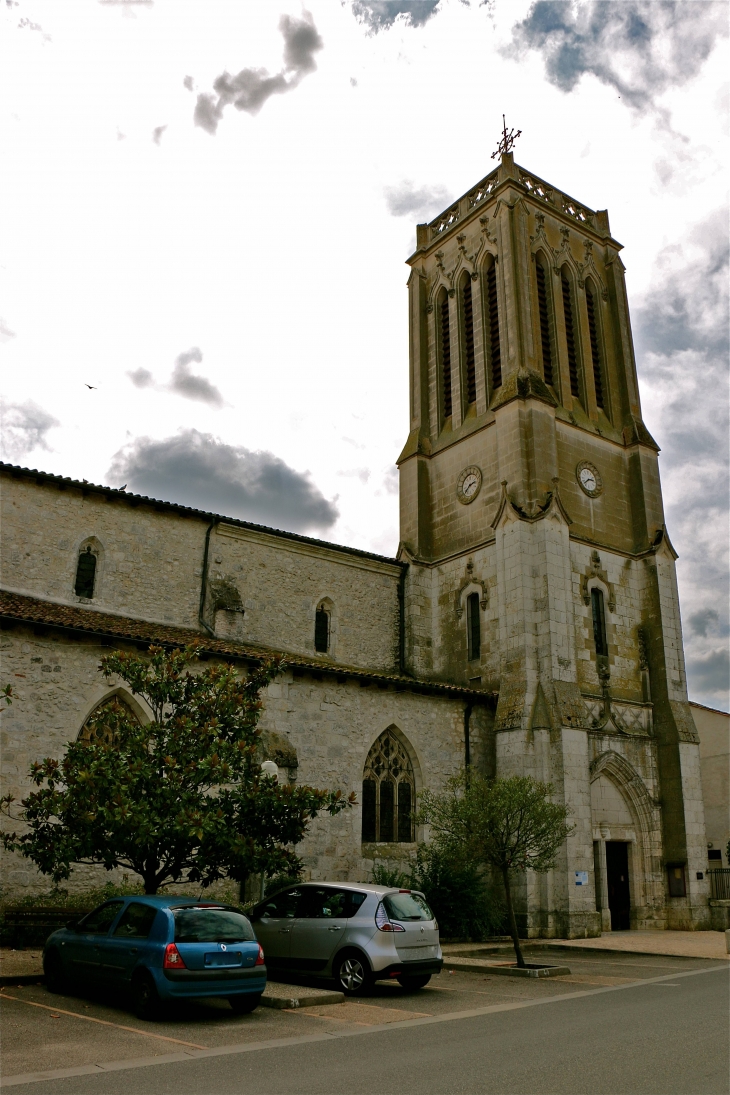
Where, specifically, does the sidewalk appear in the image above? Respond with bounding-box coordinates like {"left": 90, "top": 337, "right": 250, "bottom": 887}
{"left": 443, "top": 930, "right": 729, "bottom": 963}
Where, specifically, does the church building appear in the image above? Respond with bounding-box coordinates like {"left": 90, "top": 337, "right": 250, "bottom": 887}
{"left": 0, "top": 151, "right": 711, "bottom": 935}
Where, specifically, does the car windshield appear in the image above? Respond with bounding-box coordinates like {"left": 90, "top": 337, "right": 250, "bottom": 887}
{"left": 173, "top": 906, "right": 256, "bottom": 944}
{"left": 383, "top": 892, "right": 433, "bottom": 922}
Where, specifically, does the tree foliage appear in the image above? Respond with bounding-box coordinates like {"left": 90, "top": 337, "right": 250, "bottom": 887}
{"left": 1, "top": 646, "right": 354, "bottom": 894}
{"left": 419, "top": 772, "right": 573, "bottom": 966}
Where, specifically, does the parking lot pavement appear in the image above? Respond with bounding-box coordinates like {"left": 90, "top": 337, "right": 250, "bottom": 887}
{"left": 0, "top": 951, "right": 720, "bottom": 1085}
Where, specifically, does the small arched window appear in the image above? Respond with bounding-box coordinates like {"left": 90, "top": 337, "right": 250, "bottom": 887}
{"left": 561, "top": 267, "right": 581, "bottom": 402}
{"left": 485, "top": 257, "right": 502, "bottom": 391}
{"left": 467, "top": 591, "right": 481, "bottom": 661}
{"left": 438, "top": 288, "right": 452, "bottom": 420}
{"left": 460, "top": 272, "right": 476, "bottom": 406}
{"left": 535, "top": 253, "right": 555, "bottom": 388}
{"left": 75, "top": 545, "right": 97, "bottom": 599}
{"left": 78, "top": 694, "right": 139, "bottom": 746}
{"left": 591, "top": 587, "right": 608, "bottom": 658}
{"left": 585, "top": 279, "right": 605, "bottom": 412}
{"left": 314, "top": 605, "right": 330, "bottom": 653}
{"left": 362, "top": 729, "right": 415, "bottom": 844}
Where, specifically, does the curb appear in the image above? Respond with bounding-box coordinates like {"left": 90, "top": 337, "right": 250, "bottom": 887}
{"left": 260, "top": 989, "right": 344, "bottom": 1009}
{"left": 443, "top": 959, "right": 570, "bottom": 979}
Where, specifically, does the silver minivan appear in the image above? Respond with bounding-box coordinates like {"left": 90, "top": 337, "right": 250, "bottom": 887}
{"left": 250, "top": 882, "right": 442, "bottom": 995}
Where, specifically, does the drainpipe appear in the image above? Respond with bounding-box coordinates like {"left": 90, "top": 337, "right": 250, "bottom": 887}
{"left": 198, "top": 518, "right": 218, "bottom": 637}
{"left": 464, "top": 701, "right": 472, "bottom": 775}
{"left": 397, "top": 563, "right": 408, "bottom": 675}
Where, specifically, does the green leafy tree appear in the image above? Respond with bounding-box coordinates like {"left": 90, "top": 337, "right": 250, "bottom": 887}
{"left": 1, "top": 646, "right": 354, "bottom": 894}
{"left": 419, "top": 772, "right": 573, "bottom": 967}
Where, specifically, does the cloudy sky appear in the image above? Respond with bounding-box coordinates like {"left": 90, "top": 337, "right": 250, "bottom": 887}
{"left": 1, "top": 0, "right": 727, "bottom": 708}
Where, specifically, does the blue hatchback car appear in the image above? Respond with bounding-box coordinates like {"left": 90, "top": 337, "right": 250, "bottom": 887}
{"left": 43, "top": 896, "right": 266, "bottom": 1019}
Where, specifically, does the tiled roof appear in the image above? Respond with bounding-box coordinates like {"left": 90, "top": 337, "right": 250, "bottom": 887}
{"left": 0, "top": 462, "right": 404, "bottom": 570}
{"left": 0, "top": 591, "right": 493, "bottom": 703}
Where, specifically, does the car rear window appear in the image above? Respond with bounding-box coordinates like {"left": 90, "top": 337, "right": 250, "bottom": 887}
{"left": 383, "top": 893, "right": 433, "bottom": 922}
{"left": 173, "top": 907, "right": 256, "bottom": 944}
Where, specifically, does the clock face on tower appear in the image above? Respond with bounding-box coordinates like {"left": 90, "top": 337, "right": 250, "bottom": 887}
{"left": 457, "top": 465, "right": 482, "bottom": 505}
{"left": 576, "top": 461, "right": 603, "bottom": 497}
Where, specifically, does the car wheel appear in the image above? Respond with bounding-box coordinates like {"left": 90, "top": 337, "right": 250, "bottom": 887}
{"left": 397, "top": 974, "right": 431, "bottom": 990}
{"left": 44, "top": 952, "right": 68, "bottom": 995}
{"left": 131, "top": 972, "right": 160, "bottom": 1021}
{"left": 229, "top": 994, "right": 261, "bottom": 1014}
{"left": 334, "top": 952, "right": 372, "bottom": 996}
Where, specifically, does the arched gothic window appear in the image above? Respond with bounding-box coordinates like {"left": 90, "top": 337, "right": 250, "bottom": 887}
{"left": 591, "top": 587, "right": 608, "bottom": 658}
{"left": 78, "top": 695, "right": 139, "bottom": 746}
{"left": 585, "top": 279, "right": 605, "bottom": 411}
{"left": 561, "top": 267, "right": 581, "bottom": 402}
{"left": 438, "top": 288, "right": 452, "bottom": 420}
{"left": 535, "top": 253, "right": 555, "bottom": 389}
{"left": 362, "top": 729, "right": 415, "bottom": 844}
{"left": 484, "top": 256, "right": 501, "bottom": 391}
{"left": 314, "top": 605, "right": 330, "bottom": 653}
{"left": 75, "top": 545, "right": 97, "bottom": 599}
{"left": 460, "top": 272, "right": 476, "bottom": 406}
{"left": 467, "top": 591, "right": 481, "bottom": 661}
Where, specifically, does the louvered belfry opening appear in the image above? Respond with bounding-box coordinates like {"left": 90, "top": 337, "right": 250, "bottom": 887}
{"left": 486, "top": 261, "right": 502, "bottom": 390}
{"left": 361, "top": 729, "right": 415, "bottom": 844}
{"left": 536, "top": 258, "right": 554, "bottom": 387}
{"left": 585, "top": 281, "right": 604, "bottom": 410}
{"left": 314, "top": 606, "right": 329, "bottom": 653}
{"left": 74, "top": 546, "right": 97, "bottom": 598}
{"left": 591, "top": 587, "right": 609, "bottom": 658}
{"left": 461, "top": 274, "right": 477, "bottom": 405}
{"left": 561, "top": 271, "right": 581, "bottom": 400}
{"left": 467, "top": 591, "right": 481, "bottom": 661}
{"left": 439, "top": 291, "right": 452, "bottom": 419}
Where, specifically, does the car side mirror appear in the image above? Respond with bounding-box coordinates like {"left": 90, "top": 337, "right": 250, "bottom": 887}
{"left": 65, "top": 919, "right": 80, "bottom": 931}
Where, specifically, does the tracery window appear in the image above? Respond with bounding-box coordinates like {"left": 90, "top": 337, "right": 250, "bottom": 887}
{"left": 485, "top": 257, "right": 502, "bottom": 391}
{"left": 362, "top": 729, "right": 415, "bottom": 844}
{"left": 78, "top": 695, "right": 139, "bottom": 746}
{"left": 75, "top": 545, "right": 97, "bottom": 599}
{"left": 460, "top": 272, "right": 476, "bottom": 406}
{"left": 438, "top": 288, "right": 452, "bottom": 420}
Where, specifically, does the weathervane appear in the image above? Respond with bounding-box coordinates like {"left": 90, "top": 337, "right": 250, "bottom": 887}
{"left": 491, "top": 115, "right": 522, "bottom": 159}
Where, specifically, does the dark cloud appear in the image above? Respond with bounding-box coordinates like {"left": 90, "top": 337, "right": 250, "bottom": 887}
{"left": 351, "top": 1, "right": 441, "bottom": 32}
{"left": 194, "top": 12, "right": 323, "bottom": 134}
{"left": 108, "top": 429, "right": 339, "bottom": 533}
{"left": 633, "top": 209, "right": 729, "bottom": 709}
{"left": 152, "top": 124, "right": 167, "bottom": 144}
{"left": 168, "top": 347, "right": 224, "bottom": 406}
{"left": 0, "top": 401, "right": 59, "bottom": 459}
{"left": 507, "top": 2, "right": 727, "bottom": 110}
{"left": 127, "top": 367, "right": 154, "bottom": 389}
{"left": 384, "top": 180, "right": 452, "bottom": 221}
{"left": 686, "top": 649, "right": 730, "bottom": 708}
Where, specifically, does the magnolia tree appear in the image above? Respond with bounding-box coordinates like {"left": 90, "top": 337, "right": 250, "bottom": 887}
{"left": 1, "top": 646, "right": 354, "bottom": 895}
{"left": 419, "top": 772, "right": 573, "bottom": 967}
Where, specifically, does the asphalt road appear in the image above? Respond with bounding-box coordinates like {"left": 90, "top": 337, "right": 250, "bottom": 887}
{"left": 2, "top": 965, "right": 727, "bottom": 1095}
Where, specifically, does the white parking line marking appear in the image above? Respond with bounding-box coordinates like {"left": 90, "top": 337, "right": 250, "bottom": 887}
{"left": 0, "top": 993, "right": 207, "bottom": 1050}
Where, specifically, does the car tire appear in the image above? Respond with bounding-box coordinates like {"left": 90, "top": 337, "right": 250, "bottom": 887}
{"left": 131, "top": 972, "right": 160, "bottom": 1021}
{"left": 334, "top": 951, "right": 373, "bottom": 996}
{"left": 229, "top": 994, "right": 261, "bottom": 1014}
{"left": 44, "top": 952, "right": 68, "bottom": 995}
{"left": 397, "top": 974, "right": 431, "bottom": 990}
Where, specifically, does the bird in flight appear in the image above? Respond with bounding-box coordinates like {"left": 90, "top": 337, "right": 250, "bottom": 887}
{"left": 85, "top": 383, "right": 97, "bottom": 389}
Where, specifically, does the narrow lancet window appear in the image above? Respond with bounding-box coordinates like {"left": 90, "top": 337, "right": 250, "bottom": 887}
{"left": 362, "top": 729, "right": 415, "bottom": 844}
{"left": 439, "top": 291, "right": 452, "bottom": 419}
{"left": 591, "top": 588, "right": 608, "bottom": 658}
{"left": 467, "top": 592, "right": 481, "bottom": 661}
{"left": 561, "top": 271, "right": 581, "bottom": 400}
{"left": 461, "top": 274, "right": 476, "bottom": 405}
{"left": 585, "top": 281, "right": 605, "bottom": 411}
{"left": 536, "top": 257, "right": 554, "bottom": 387}
{"left": 486, "top": 261, "right": 502, "bottom": 390}
{"left": 75, "top": 546, "right": 97, "bottom": 599}
{"left": 314, "top": 606, "right": 329, "bottom": 653}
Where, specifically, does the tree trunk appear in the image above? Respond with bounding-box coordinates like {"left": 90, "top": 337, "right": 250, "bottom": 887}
{"left": 501, "top": 866, "right": 525, "bottom": 968}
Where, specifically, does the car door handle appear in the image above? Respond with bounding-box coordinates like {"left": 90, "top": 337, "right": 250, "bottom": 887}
{"left": 327, "top": 926, "right": 341, "bottom": 931}
{"left": 279, "top": 928, "right": 291, "bottom": 933}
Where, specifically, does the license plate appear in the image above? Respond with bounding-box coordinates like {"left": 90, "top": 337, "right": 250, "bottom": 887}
{"left": 204, "top": 951, "right": 243, "bottom": 968}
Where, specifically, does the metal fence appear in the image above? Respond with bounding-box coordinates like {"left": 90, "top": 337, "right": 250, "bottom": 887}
{"left": 708, "top": 869, "right": 730, "bottom": 900}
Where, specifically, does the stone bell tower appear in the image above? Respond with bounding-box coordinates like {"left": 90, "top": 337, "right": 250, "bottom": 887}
{"left": 398, "top": 150, "right": 709, "bottom": 934}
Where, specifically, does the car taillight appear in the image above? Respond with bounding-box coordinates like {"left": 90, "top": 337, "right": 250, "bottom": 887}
{"left": 255, "top": 944, "right": 265, "bottom": 966}
{"left": 163, "top": 943, "right": 187, "bottom": 969}
{"left": 375, "top": 901, "right": 405, "bottom": 932}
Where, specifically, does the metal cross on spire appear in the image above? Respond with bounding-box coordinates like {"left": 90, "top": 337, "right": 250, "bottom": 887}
{"left": 491, "top": 115, "right": 522, "bottom": 160}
